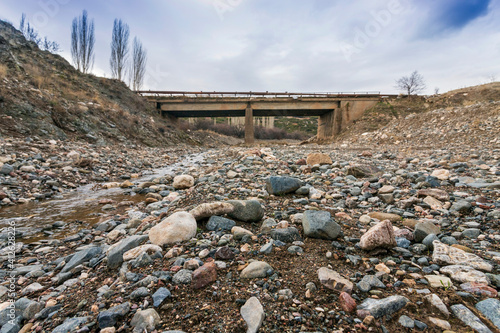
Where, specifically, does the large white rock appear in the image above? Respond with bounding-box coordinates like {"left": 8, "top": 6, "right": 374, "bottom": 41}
{"left": 173, "top": 175, "right": 195, "bottom": 189}
{"left": 431, "top": 169, "right": 450, "bottom": 180}
{"left": 432, "top": 240, "right": 493, "bottom": 272}
{"left": 240, "top": 297, "right": 265, "bottom": 333}
{"left": 439, "top": 265, "right": 490, "bottom": 284}
{"left": 149, "top": 212, "right": 197, "bottom": 246}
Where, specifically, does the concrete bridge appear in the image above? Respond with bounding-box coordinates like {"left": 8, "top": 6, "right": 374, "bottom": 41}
{"left": 137, "top": 91, "right": 391, "bottom": 143}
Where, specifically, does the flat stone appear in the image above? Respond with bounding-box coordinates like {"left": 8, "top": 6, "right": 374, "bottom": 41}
{"left": 423, "top": 196, "right": 443, "bottom": 210}
{"left": 439, "top": 265, "right": 489, "bottom": 284}
{"left": 240, "top": 297, "right": 265, "bottom": 333}
{"left": 432, "top": 240, "right": 493, "bottom": 272}
{"left": 425, "top": 275, "right": 452, "bottom": 288}
{"left": 460, "top": 282, "right": 498, "bottom": 297}
{"left": 417, "top": 188, "right": 450, "bottom": 201}
{"left": 97, "top": 302, "right": 130, "bottom": 329}
{"left": 424, "top": 294, "right": 450, "bottom": 317}
{"left": 231, "top": 226, "right": 254, "bottom": 240}
{"left": 266, "top": 176, "right": 302, "bottom": 195}
{"left": 152, "top": 287, "right": 171, "bottom": 307}
{"left": 190, "top": 202, "right": 234, "bottom": 220}
{"left": 476, "top": 298, "right": 500, "bottom": 330}
{"left": 306, "top": 153, "right": 332, "bottom": 166}
{"left": 359, "top": 220, "right": 396, "bottom": 250}
{"left": 450, "top": 200, "right": 472, "bottom": 213}
{"left": 21, "top": 282, "right": 43, "bottom": 295}
{"left": 357, "top": 295, "right": 409, "bottom": 319}
{"left": 172, "top": 269, "right": 193, "bottom": 285}
{"left": 107, "top": 235, "right": 148, "bottom": 269}
{"left": 123, "top": 244, "right": 162, "bottom": 261}
{"left": 398, "top": 315, "right": 414, "bottom": 328}
{"left": 450, "top": 304, "right": 492, "bottom": 333}
{"left": 241, "top": 261, "right": 272, "bottom": 279}
{"left": 428, "top": 317, "right": 451, "bottom": 330}
{"left": 52, "top": 317, "right": 90, "bottom": 333}
{"left": 414, "top": 221, "right": 440, "bottom": 243}
{"left": 227, "top": 200, "right": 264, "bottom": 223}
{"left": 302, "top": 210, "right": 341, "bottom": 240}
{"left": 368, "top": 212, "right": 401, "bottom": 223}
{"left": 347, "top": 165, "right": 381, "bottom": 178}
{"left": 317, "top": 267, "right": 353, "bottom": 293}
{"left": 206, "top": 216, "right": 236, "bottom": 232}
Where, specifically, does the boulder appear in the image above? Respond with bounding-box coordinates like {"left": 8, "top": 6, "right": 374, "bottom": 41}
{"left": 302, "top": 210, "right": 341, "bottom": 240}
{"left": 266, "top": 176, "right": 302, "bottom": 195}
{"left": 414, "top": 221, "right": 440, "bottom": 243}
{"left": 270, "top": 227, "right": 301, "bottom": 243}
{"left": 346, "top": 165, "right": 381, "bottom": 178}
{"left": 359, "top": 220, "right": 396, "bottom": 250}
{"left": 173, "top": 175, "right": 194, "bottom": 189}
{"left": 190, "top": 202, "right": 234, "bottom": 220}
{"left": 227, "top": 200, "right": 264, "bottom": 222}
{"left": 306, "top": 153, "right": 332, "bottom": 166}
{"left": 149, "top": 212, "right": 197, "bottom": 246}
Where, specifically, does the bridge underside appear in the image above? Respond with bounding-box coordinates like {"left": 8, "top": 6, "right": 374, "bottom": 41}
{"left": 150, "top": 97, "right": 380, "bottom": 144}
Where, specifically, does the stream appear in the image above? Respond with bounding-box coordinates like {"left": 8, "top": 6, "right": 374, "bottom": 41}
{"left": 0, "top": 152, "right": 206, "bottom": 243}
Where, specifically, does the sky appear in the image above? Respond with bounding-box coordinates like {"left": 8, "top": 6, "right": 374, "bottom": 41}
{"left": 0, "top": 0, "right": 499, "bottom": 94}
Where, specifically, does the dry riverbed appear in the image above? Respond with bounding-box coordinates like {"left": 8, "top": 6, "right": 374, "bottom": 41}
{"left": 1, "top": 139, "right": 500, "bottom": 333}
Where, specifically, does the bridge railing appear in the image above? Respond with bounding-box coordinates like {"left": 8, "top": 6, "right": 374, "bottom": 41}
{"left": 135, "top": 90, "right": 384, "bottom": 98}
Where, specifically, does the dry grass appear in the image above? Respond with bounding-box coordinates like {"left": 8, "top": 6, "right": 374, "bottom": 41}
{"left": 24, "top": 63, "right": 49, "bottom": 90}
{"left": 0, "top": 64, "right": 8, "bottom": 80}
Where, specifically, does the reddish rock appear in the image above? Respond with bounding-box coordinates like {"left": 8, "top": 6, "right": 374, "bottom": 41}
{"left": 215, "top": 246, "right": 235, "bottom": 260}
{"left": 394, "top": 228, "right": 414, "bottom": 241}
{"left": 460, "top": 282, "right": 498, "bottom": 297}
{"left": 0, "top": 191, "right": 7, "bottom": 200}
{"left": 296, "top": 159, "right": 307, "bottom": 165}
{"left": 359, "top": 220, "right": 396, "bottom": 250}
{"left": 192, "top": 262, "right": 217, "bottom": 289}
{"left": 339, "top": 292, "right": 356, "bottom": 313}
{"left": 170, "top": 266, "right": 182, "bottom": 273}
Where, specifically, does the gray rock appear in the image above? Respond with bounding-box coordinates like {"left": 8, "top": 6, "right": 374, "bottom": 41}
{"left": 441, "top": 236, "right": 458, "bottom": 245}
{"left": 462, "top": 228, "right": 481, "bottom": 239}
{"left": 240, "top": 297, "right": 265, "bottom": 333}
{"left": 414, "top": 221, "right": 440, "bottom": 243}
{"left": 287, "top": 245, "right": 304, "bottom": 254}
{"left": 270, "top": 227, "right": 301, "bottom": 243}
{"left": 302, "top": 210, "right": 341, "bottom": 240}
{"left": 130, "top": 287, "right": 150, "bottom": 299}
{"left": 361, "top": 275, "right": 386, "bottom": 289}
{"left": 227, "top": 200, "right": 264, "bottom": 222}
{"left": 422, "top": 234, "right": 439, "bottom": 249}
{"left": 172, "top": 269, "right": 193, "bottom": 284}
{"left": 451, "top": 304, "right": 492, "bottom": 333}
{"left": 241, "top": 261, "right": 273, "bottom": 279}
{"left": 266, "top": 176, "right": 302, "bottom": 195}
{"left": 152, "top": 287, "right": 171, "bottom": 307}
{"left": 260, "top": 241, "right": 273, "bottom": 254}
{"left": 398, "top": 315, "right": 414, "bottom": 328}
{"left": 107, "top": 235, "right": 148, "bottom": 269}
{"left": 52, "top": 317, "right": 90, "bottom": 333}
{"left": 130, "top": 308, "right": 160, "bottom": 332}
{"left": 450, "top": 200, "right": 472, "bottom": 213}
{"left": 97, "top": 302, "right": 131, "bottom": 328}
{"left": 260, "top": 218, "right": 277, "bottom": 234}
{"left": 61, "top": 246, "right": 102, "bottom": 273}
{"left": 206, "top": 216, "right": 236, "bottom": 232}
{"left": 0, "top": 322, "right": 20, "bottom": 333}
{"left": 357, "top": 295, "right": 409, "bottom": 318}
{"left": 0, "top": 164, "right": 13, "bottom": 175}
{"left": 476, "top": 298, "right": 500, "bottom": 330}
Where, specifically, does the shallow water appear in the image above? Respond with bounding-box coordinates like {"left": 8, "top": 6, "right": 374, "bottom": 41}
{"left": 0, "top": 153, "right": 205, "bottom": 242}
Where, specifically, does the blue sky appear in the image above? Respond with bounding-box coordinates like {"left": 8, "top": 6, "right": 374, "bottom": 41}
{"left": 0, "top": 0, "right": 499, "bottom": 94}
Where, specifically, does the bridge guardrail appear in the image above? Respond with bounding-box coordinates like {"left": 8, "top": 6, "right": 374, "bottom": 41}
{"left": 135, "top": 90, "right": 388, "bottom": 98}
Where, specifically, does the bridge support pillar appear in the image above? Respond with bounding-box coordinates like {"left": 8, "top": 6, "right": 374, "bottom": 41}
{"left": 317, "top": 110, "right": 335, "bottom": 140}
{"left": 245, "top": 104, "right": 255, "bottom": 145}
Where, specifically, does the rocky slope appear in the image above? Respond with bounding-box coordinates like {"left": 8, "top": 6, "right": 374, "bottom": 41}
{"left": 0, "top": 20, "right": 189, "bottom": 146}
{"left": 336, "top": 82, "right": 500, "bottom": 148}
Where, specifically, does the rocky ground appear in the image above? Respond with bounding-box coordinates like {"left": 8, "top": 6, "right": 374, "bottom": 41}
{"left": 1, "top": 142, "right": 499, "bottom": 333}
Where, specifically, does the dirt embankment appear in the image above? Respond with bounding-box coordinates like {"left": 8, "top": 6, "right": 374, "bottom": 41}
{"left": 0, "top": 20, "right": 192, "bottom": 147}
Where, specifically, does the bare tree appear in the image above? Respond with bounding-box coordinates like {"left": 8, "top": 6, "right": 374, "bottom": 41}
{"left": 71, "top": 10, "right": 95, "bottom": 74}
{"left": 19, "top": 13, "right": 60, "bottom": 53}
{"left": 395, "top": 70, "right": 426, "bottom": 98}
{"left": 131, "top": 37, "right": 147, "bottom": 91}
{"left": 110, "top": 19, "right": 130, "bottom": 81}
